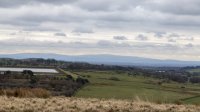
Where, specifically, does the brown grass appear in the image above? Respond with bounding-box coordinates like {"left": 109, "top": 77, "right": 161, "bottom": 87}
{"left": 0, "top": 96, "right": 199, "bottom": 112}
{"left": 0, "top": 88, "right": 51, "bottom": 98}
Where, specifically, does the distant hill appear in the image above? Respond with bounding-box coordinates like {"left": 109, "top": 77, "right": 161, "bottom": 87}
{"left": 0, "top": 53, "right": 199, "bottom": 67}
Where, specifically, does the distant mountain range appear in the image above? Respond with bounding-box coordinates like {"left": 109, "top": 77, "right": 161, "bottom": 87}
{"left": 0, "top": 53, "right": 199, "bottom": 67}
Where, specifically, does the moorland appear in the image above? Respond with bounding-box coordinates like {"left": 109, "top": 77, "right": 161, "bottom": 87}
{"left": 0, "top": 58, "right": 200, "bottom": 112}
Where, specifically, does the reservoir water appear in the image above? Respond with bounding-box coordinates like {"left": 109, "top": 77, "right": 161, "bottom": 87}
{"left": 0, "top": 67, "right": 58, "bottom": 73}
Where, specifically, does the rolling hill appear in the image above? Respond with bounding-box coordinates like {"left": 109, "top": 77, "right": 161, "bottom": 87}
{"left": 0, "top": 53, "right": 199, "bottom": 67}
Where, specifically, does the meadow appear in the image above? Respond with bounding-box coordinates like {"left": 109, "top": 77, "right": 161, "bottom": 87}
{"left": 73, "top": 70, "right": 200, "bottom": 104}
{"left": 187, "top": 68, "right": 200, "bottom": 73}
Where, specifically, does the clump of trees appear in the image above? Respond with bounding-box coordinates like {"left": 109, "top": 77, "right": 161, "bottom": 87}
{"left": 76, "top": 77, "right": 89, "bottom": 85}
{"left": 0, "top": 58, "right": 138, "bottom": 71}
{"left": 128, "top": 68, "right": 200, "bottom": 84}
{"left": 108, "top": 77, "right": 120, "bottom": 81}
{"left": 22, "top": 70, "right": 38, "bottom": 85}
{"left": 190, "top": 77, "right": 200, "bottom": 83}
{"left": 0, "top": 70, "right": 89, "bottom": 97}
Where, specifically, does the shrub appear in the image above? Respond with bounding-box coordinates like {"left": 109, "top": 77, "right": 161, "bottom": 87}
{"left": 76, "top": 77, "right": 89, "bottom": 85}
{"left": 86, "top": 75, "right": 91, "bottom": 78}
{"left": 181, "top": 86, "right": 185, "bottom": 89}
{"left": 108, "top": 77, "right": 120, "bottom": 81}
{"left": 157, "top": 81, "right": 162, "bottom": 85}
{"left": 30, "top": 75, "right": 38, "bottom": 84}
{"left": 0, "top": 88, "right": 51, "bottom": 98}
{"left": 66, "top": 75, "right": 73, "bottom": 80}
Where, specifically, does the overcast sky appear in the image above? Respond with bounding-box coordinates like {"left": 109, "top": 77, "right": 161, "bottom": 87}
{"left": 0, "top": 0, "right": 200, "bottom": 61}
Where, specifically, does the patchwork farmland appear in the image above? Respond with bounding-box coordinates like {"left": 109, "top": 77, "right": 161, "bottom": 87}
{"left": 0, "top": 58, "right": 200, "bottom": 111}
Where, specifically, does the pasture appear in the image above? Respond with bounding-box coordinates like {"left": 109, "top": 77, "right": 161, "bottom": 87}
{"left": 187, "top": 68, "right": 200, "bottom": 73}
{"left": 74, "top": 70, "right": 200, "bottom": 104}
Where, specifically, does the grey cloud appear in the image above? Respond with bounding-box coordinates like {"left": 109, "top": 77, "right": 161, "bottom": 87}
{"left": 0, "top": 38, "right": 179, "bottom": 50}
{"left": 136, "top": 34, "right": 148, "bottom": 41}
{"left": 0, "top": 0, "right": 200, "bottom": 60}
{"left": 0, "top": 38, "right": 130, "bottom": 49}
{"left": 1, "top": 37, "right": 198, "bottom": 59}
{"left": 113, "top": 36, "right": 127, "bottom": 40}
{"left": 97, "top": 40, "right": 113, "bottom": 47}
{"left": 168, "top": 33, "right": 181, "bottom": 38}
{"left": 0, "top": 4, "right": 88, "bottom": 30}
{"left": 0, "top": 38, "right": 88, "bottom": 48}
{"left": 23, "top": 27, "right": 59, "bottom": 32}
{"left": 185, "top": 43, "right": 194, "bottom": 48}
{"left": 75, "top": 0, "right": 143, "bottom": 11}
{"left": 72, "top": 27, "right": 94, "bottom": 33}
{"left": 0, "top": 0, "right": 28, "bottom": 7}
{"left": 167, "top": 33, "right": 181, "bottom": 42}
{"left": 54, "top": 32, "right": 66, "bottom": 37}
{"left": 97, "top": 40, "right": 130, "bottom": 48}
{"left": 154, "top": 32, "right": 166, "bottom": 38}
{"left": 76, "top": 0, "right": 114, "bottom": 11}
{"left": 35, "top": 0, "right": 77, "bottom": 4}
{"left": 1, "top": 0, "right": 200, "bottom": 32}
{"left": 0, "top": 0, "right": 77, "bottom": 7}
{"left": 168, "top": 39, "right": 176, "bottom": 43}
{"left": 144, "top": 0, "right": 200, "bottom": 15}
{"left": 139, "top": 43, "right": 179, "bottom": 51}
{"left": 96, "top": 40, "right": 180, "bottom": 50}
{"left": 167, "top": 34, "right": 194, "bottom": 42}
{"left": 10, "top": 32, "right": 17, "bottom": 35}
{"left": 184, "top": 37, "right": 194, "bottom": 41}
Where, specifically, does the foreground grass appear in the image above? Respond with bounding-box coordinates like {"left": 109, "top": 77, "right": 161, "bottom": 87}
{"left": 0, "top": 96, "right": 199, "bottom": 112}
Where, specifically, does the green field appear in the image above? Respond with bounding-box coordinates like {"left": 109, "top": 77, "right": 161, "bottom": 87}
{"left": 73, "top": 70, "right": 200, "bottom": 104}
{"left": 188, "top": 68, "right": 200, "bottom": 73}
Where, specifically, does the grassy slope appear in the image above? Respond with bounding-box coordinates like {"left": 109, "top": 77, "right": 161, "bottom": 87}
{"left": 74, "top": 70, "right": 200, "bottom": 104}
{"left": 0, "top": 96, "right": 199, "bottom": 112}
{"left": 187, "top": 68, "right": 200, "bottom": 73}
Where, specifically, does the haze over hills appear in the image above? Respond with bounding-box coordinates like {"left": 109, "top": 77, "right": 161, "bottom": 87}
{"left": 0, "top": 53, "right": 199, "bottom": 67}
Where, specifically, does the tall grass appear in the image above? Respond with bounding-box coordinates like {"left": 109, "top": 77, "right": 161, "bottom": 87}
{"left": 0, "top": 96, "right": 199, "bottom": 112}
{"left": 0, "top": 88, "right": 51, "bottom": 98}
